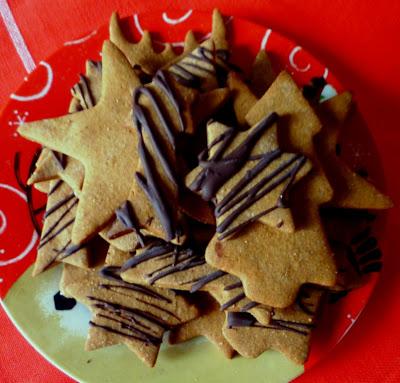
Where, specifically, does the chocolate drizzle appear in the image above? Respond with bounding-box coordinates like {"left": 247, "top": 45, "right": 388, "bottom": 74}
{"left": 224, "top": 281, "right": 243, "bottom": 291}
{"left": 220, "top": 292, "right": 246, "bottom": 311}
{"left": 226, "top": 312, "right": 314, "bottom": 336}
{"left": 88, "top": 296, "right": 171, "bottom": 345}
{"left": 38, "top": 217, "right": 75, "bottom": 249}
{"left": 189, "top": 113, "right": 308, "bottom": 239}
{"left": 35, "top": 179, "right": 86, "bottom": 270}
{"left": 72, "top": 74, "right": 95, "bottom": 109}
{"left": 132, "top": 69, "right": 188, "bottom": 241}
{"left": 100, "top": 266, "right": 172, "bottom": 303}
{"left": 50, "top": 150, "right": 66, "bottom": 170}
{"left": 38, "top": 185, "right": 78, "bottom": 249}
{"left": 347, "top": 227, "right": 382, "bottom": 275}
{"left": 190, "top": 269, "right": 226, "bottom": 292}
{"left": 121, "top": 241, "right": 206, "bottom": 285}
{"left": 61, "top": 242, "right": 87, "bottom": 258}
{"left": 43, "top": 192, "right": 75, "bottom": 218}
{"left": 190, "top": 113, "right": 279, "bottom": 201}
{"left": 13, "top": 151, "right": 43, "bottom": 235}
{"left": 112, "top": 201, "right": 145, "bottom": 247}
{"left": 48, "top": 179, "right": 63, "bottom": 195}
{"left": 89, "top": 296, "right": 170, "bottom": 329}
{"left": 169, "top": 47, "right": 217, "bottom": 89}
{"left": 135, "top": 298, "right": 181, "bottom": 321}
{"left": 240, "top": 301, "right": 259, "bottom": 312}
{"left": 153, "top": 71, "right": 184, "bottom": 132}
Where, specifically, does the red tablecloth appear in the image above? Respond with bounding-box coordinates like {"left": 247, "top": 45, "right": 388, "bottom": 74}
{"left": 1, "top": 1, "right": 399, "bottom": 382}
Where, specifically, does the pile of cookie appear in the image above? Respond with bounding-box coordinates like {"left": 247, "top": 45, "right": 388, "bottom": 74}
{"left": 18, "top": 10, "right": 392, "bottom": 367}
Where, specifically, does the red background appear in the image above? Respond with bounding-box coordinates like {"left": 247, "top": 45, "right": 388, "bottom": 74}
{"left": 0, "top": 1, "right": 399, "bottom": 382}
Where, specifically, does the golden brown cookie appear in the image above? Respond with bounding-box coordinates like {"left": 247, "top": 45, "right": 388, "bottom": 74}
{"left": 18, "top": 41, "right": 142, "bottom": 244}
{"left": 60, "top": 263, "right": 199, "bottom": 367}
{"left": 246, "top": 71, "right": 333, "bottom": 203}
{"left": 316, "top": 92, "right": 393, "bottom": 209}
{"left": 33, "top": 180, "right": 51, "bottom": 193}
{"left": 205, "top": 201, "right": 336, "bottom": 309}
{"left": 32, "top": 180, "right": 89, "bottom": 276}
{"left": 27, "top": 59, "right": 145, "bottom": 252}
{"left": 223, "top": 287, "right": 321, "bottom": 364}
{"left": 28, "top": 60, "right": 103, "bottom": 192}
{"left": 227, "top": 72, "right": 257, "bottom": 125}
{"left": 322, "top": 207, "right": 382, "bottom": 291}
{"left": 179, "top": 191, "right": 216, "bottom": 225}
{"left": 206, "top": 71, "right": 337, "bottom": 307}
{"left": 169, "top": 293, "right": 235, "bottom": 358}
{"left": 27, "top": 148, "right": 62, "bottom": 185}
{"left": 192, "top": 87, "right": 230, "bottom": 127}
{"left": 71, "top": 60, "right": 103, "bottom": 110}
{"left": 108, "top": 242, "right": 271, "bottom": 325}
{"left": 123, "top": 70, "right": 198, "bottom": 244}
{"left": 104, "top": 40, "right": 232, "bottom": 246}
{"left": 110, "top": 9, "right": 228, "bottom": 76}
{"left": 109, "top": 12, "right": 178, "bottom": 75}
{"left": 186, "top": 114, "right": 312, "bottom": 240}
{"left": 250, "top": 50, "right": 276, "bottom": 98}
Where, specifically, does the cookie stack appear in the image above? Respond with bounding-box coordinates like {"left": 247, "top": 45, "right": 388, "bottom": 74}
{"left": 18, "top": 10, "right": 392, "bottom": 367}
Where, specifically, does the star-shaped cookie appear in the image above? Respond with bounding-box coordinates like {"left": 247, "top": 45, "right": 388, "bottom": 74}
{"left": 32, "top": 179, "right": 89, "bottom": 276}
{"left": 169, "top": 293, "right": 235, "bottom": 358}
{"left": 28, "top": 60, "right": 103, "bottom": 192}
{"left": 103, "top": 41, "right": 232, "bottom": 246}
{"left": 110, "top": 9, "right": 228, "bottom": 76}
{"left": 223, "top": 287, "right": 321, "bottom": 364}
{"left": 106, "top": 243, "right": 270, "bottom": 325}
{"left": 60, "top": 263, "right": 199, "bottom": 367}
{"left": 249, "top": 50, "right": 276, "bottom": 98}
{"left": 227, "top": 71, "right": 258, "bottom": 125}
{"left": 186, "top": 114, "right": 312, "bottom": 240}
{"left": 316, "top": 92, "right": 393, "bottom": 209}
{"left": 18, "top": 41, "right": 142, "bottom": 244}
{"left": 205, "top": 71, "right": 337, "bottom": 307}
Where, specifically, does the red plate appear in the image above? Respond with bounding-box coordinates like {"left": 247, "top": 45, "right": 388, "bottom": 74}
{"left": 0, "top": 10, "right": 387, "bottom": 381}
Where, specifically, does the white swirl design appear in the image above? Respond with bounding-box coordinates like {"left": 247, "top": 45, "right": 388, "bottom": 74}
{"left": 133, "top": 13, "right": 145, "bottom": 36}
{"left": 260, "top": 28, "right": 272, "bottom": 50}
{"left": 64, "top": 30, "right": 97, "bottom": 46}
{"left": 0, "top": 210, "right": 6, "bottom": 234}
{"left": 162, "top": 10, "right": 193, "bottom": 25}
{"left": 10, "top": 61, "right": 53, "bottom": 102}
{"left": 0, "top": 183, "right": 38, "bottom": 267}
{"left": 289, "top": 46, "right": 311, "bottom": 72}
{"left": 337, "top": 311, "right": 362, "bottom": 343}
{"left": 134, "top": 13, "right": 185, "bottom": 47}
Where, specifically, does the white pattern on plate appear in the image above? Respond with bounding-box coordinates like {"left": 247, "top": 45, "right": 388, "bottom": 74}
{"left": 8, "top": 110, "right": 29, "bottom": 127}
{"left": 133, "top": 13, "right": 185, "bottom": 47}
{"left": 260, "top": 28, "right": 272, "bottom": 50}
{"left": 0, "top": 209, "right": 7, "bottom": 235}
{"left": 162, "top": 10, "right": 193, "bottom": 25}
{"left": 10, "top": 61, "right": 53, "bottom": 102}
{"left": 0, "top": 183, "right": 38, "bottom": 267}
{"left": 289, "top": 46, "right": 311, "bottom": 72}
{"left": 64, "top": 30, "right": 97, "bottom": 46}
{"left": 337, "top": 311, "right": 362, "bottom": 343}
